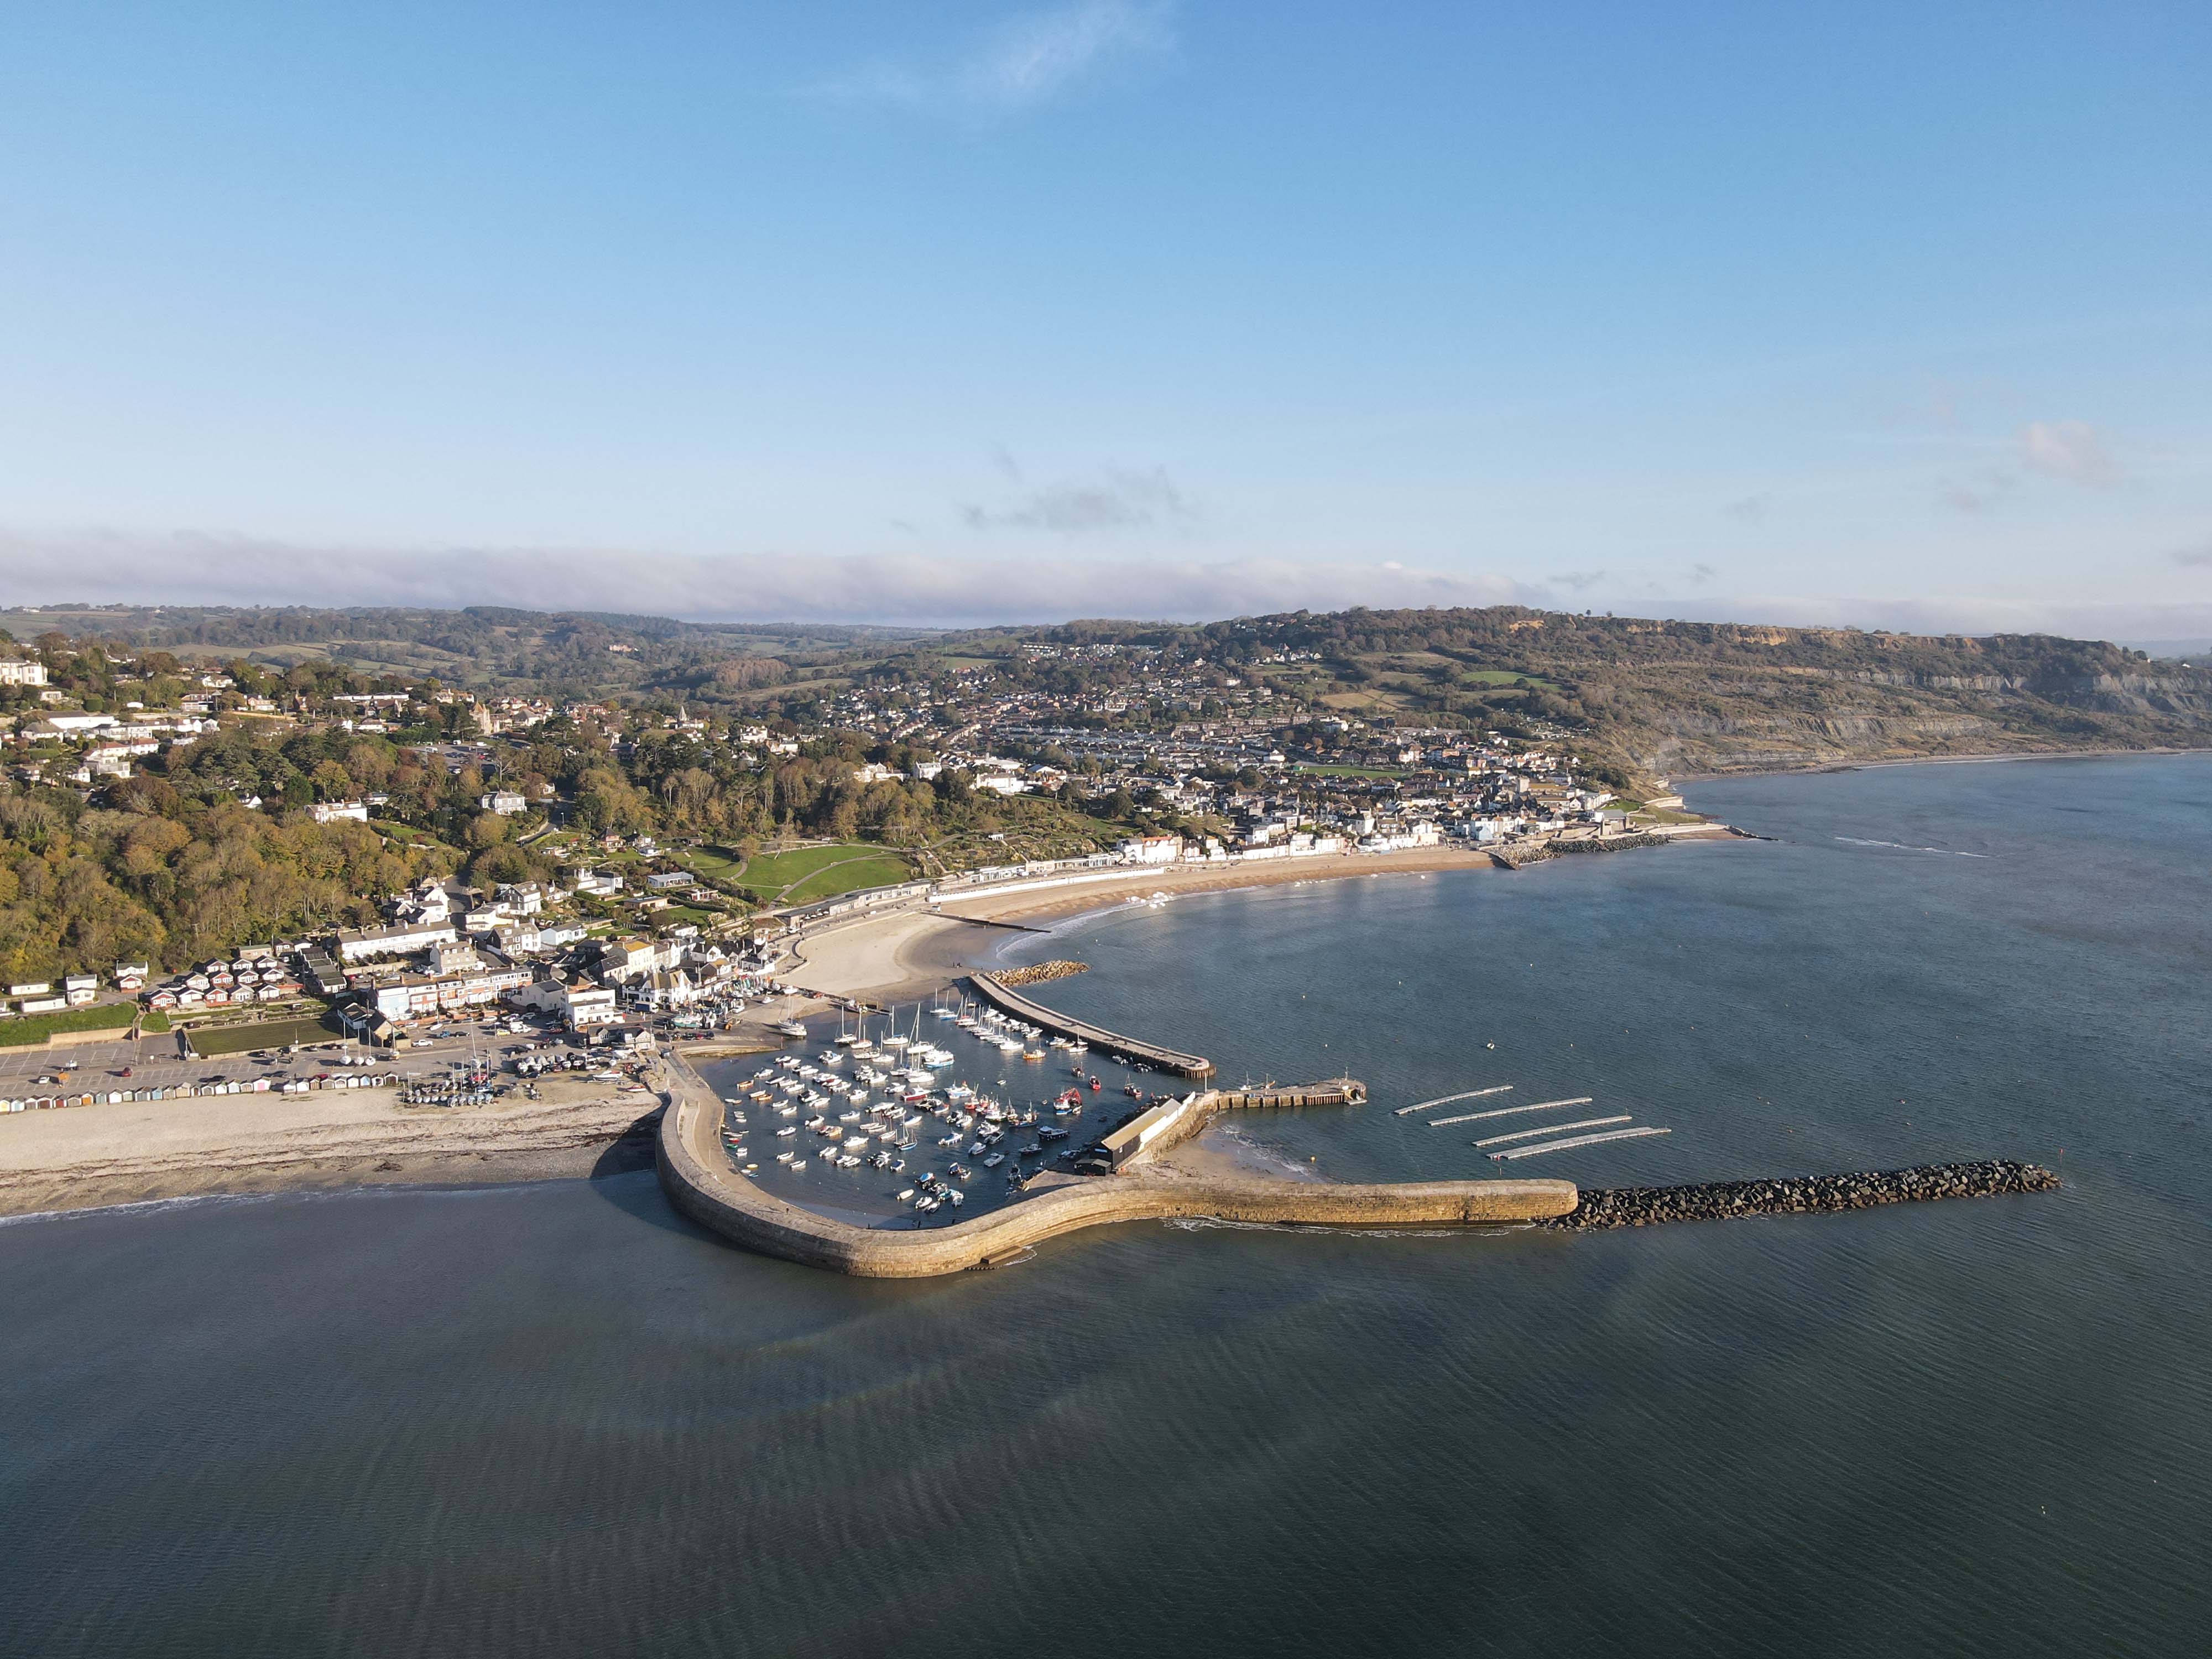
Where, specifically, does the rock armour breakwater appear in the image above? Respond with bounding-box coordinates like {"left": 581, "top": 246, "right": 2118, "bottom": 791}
{"left": 1538, "top": 1160, "right": 2059, "bottom": 1230}
{"left": 994, "top": 960, "right": 1091, "bottom": 988}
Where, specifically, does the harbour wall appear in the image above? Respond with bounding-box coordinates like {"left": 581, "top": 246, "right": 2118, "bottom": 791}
{"left": 654, "top": 1054, "right": 1575, "bottom": 1277}
{"left": 968, "top": 973, "right": 1214, "bottom": 1078}
{"left": 1537, "top": 1160, "right": 2059, "bottom": 1229}
{"left": 1102, "top": 1080, "right": 1373, "bottom": 1168}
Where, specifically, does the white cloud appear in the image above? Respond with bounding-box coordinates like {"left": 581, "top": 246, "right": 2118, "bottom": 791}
{"left": 961, "top": 467, "right": 1194, "bottom": 533}
{"left": 2172, "top": 537, "right": 2212, "bottom": 569}
{"left": 0, "top": 525, "right": 1535, "bottom": 628}
{"left": 809, "top": 2, "right": 1176, "bottom": 116}
{"left": 2020, "top": 419, "right": 2120, "bottom": 486}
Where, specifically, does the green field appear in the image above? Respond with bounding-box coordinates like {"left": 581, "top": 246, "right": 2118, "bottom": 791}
{"left": 721, "top": 843, "right": 915, "bottom": 906}
{"left": 679, "top": 845, "right": 749, "bottom": 884}
{"left": 184, "top": 1014, "right": 347, "bottom": 1056}
{"left": 0, "top": 1004, "right": 171, "bottom": 1048}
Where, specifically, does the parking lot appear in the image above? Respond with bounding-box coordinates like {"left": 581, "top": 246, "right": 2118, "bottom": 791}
{"left": 0, "top": 1013, "right": 627, "bottom": 1105}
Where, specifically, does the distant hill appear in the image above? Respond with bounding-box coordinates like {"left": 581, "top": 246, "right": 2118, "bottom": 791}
{"left": 7, "top": 599, "right": 2208, "bottom": 776}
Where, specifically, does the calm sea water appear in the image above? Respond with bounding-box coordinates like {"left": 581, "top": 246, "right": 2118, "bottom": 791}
{"left": 3, "top": 754, "right": 2208, "bottom": 1657}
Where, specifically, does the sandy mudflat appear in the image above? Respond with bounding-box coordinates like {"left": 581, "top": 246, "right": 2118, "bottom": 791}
{"left": 1152, "top": 1123, "right": 1328, "bottom": 1184}
{"left": 0, "top": 1082, "right": 666, "bottom": 1219}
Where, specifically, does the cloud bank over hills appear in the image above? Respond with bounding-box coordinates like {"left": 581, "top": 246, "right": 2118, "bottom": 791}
{"left": 3, "top": 525, "right": 2206, "bottom": 651}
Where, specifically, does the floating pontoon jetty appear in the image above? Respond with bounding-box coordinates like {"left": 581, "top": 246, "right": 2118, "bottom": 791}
{"left": 1491, "top": 1125, "right": 1671, "bottom": 1160}
{"left": 1397, "top": 1084, "right": 1513, "bottom": 1116}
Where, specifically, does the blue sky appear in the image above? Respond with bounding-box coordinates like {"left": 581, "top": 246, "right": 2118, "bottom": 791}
{"left": 3, "top": 2, "right": 2209, "bottom": 640}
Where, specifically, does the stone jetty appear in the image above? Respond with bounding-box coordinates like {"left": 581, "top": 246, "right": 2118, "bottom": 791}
{"left": 969, "top": 972, "right": 1213, "bottom": 1078}
{"left": 1537, "top": 1160, "right": 2059, "bottom": 1230}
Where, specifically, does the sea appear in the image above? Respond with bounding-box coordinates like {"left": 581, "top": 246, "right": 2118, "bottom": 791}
{"left": 2, "top": 753, "right": 2207, "bottom": 1657}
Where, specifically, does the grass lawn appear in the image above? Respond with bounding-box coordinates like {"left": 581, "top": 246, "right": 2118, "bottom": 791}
{"left": 782, "top": 855, "right": 914, "bottom": 905}
{"left": 729, "top": 842, "right": 914, "bottom": 903}
{"left": 655, "top": 904, "right": 724, "bottom": 928}
{"left": 0, "top": 1003, "right": 171, "bottom": 1048}
{"left": 184, "top": 1013, "right": 347, "bottom": 1056}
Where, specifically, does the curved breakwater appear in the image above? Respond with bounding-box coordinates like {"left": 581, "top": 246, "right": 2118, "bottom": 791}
{"left": 1538, "top": 1160, "right": 2060, "bottom": 1229}
{"left": 654, "top": 1055, "right": 1574, "bottom": 1276}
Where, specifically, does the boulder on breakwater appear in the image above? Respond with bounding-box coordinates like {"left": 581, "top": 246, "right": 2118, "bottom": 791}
{"left": 1537, "top": 1159, "right": 2058, "bottom": 1230}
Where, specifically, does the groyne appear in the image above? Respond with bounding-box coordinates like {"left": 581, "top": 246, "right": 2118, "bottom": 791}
{"left": 654, "top": 1055, "right": 1573, "bottom": 1277}
{"left": 968, "top": 973, "right": 1214, "bottom": 1078}
{"left": 1537, "top": 1160, "right": 2059, "bottom": 1230}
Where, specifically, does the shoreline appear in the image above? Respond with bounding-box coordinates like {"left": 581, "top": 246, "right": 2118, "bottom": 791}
{"left": 0, "top": 1087, "right": 666, "bottom": 1220}
{"left": 780, "top": 836, "right": 1738, "bottom": 1007}
{"left": 3, "top": 840, "right": 1723, "bottom": 1223}
{"left": 1672, "top": 743, "right": 2211, "bottom": 785}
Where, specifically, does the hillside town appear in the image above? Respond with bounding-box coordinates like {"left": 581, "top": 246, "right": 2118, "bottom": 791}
{"left": 0, "top": 619, "right": 1717, "bottom": 1042}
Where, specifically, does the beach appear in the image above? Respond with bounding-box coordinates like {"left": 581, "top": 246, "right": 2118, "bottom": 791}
{"left": 780, "top": 835, "right": 1742, "bottom": 1005}
{"left": 3, "top": 838, "right": 1719, "bottom": 1220}
{"left": 781, "top": 844, "right": 1547, "bottom": 1005}
{"left": 0, "top": 1075, "right": 666, "bottom": 1219}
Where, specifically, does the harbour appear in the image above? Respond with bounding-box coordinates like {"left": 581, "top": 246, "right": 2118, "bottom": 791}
{"left": 6, "top": 755, "right": 2206, "bottom": 1656}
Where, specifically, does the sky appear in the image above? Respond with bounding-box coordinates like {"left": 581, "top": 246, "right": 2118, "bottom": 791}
{"left": 2, "top": 1, "right": 2209, "bottom": 643}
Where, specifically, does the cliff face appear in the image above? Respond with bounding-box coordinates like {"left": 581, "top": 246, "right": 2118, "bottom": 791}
{"left": 1594, "top": 665, "right": 2212, "bottom": 776}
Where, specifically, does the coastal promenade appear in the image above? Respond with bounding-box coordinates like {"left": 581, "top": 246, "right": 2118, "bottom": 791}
{"left": 654, "top": 1052, "right": 1577, "bottom": 1277}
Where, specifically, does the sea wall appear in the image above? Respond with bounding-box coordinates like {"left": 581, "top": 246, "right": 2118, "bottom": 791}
{"left": 1537, "top": 1160, "right": 2059, "bottom": 1230}
{"left": 655, "top": 1056, "right": 1575, "bottom": 1277}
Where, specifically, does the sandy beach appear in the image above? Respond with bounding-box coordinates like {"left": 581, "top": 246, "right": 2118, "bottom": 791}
{"left": 780, "top": 838, "right": 1736, "bottom": 1005}
{"left": 0, "top": 1077, "right": 667, "bottom": 1219}
{"left": 4, "top": 837, "right": 1723, "bottom": 1220}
